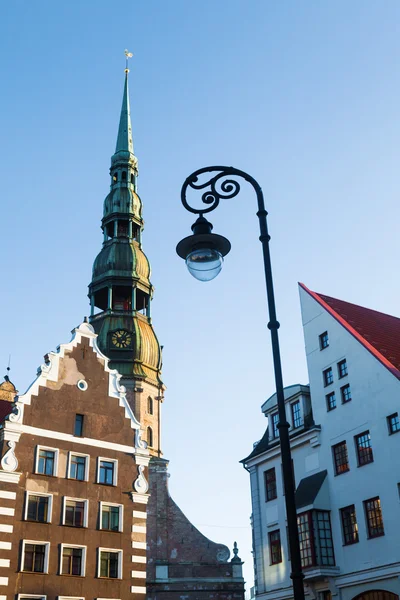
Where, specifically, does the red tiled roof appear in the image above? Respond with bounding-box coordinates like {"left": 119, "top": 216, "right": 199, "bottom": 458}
{"left": 0, "top": 400, "right": 13, "bottom": 423}
{"left": 300, "top": 283, "right": 400, "bottom": 380}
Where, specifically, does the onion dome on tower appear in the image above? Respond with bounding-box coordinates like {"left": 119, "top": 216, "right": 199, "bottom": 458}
{"left": 88, "top": 67, "right": 163, "bottom": 388}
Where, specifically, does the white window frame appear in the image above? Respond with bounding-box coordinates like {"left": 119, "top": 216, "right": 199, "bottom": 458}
{"left": 59, "top": 543, "right": 87, "bottom": 577}
{"left": 21, "top": 540, "right": 50, "bottom": 573}
{"left": 24, "top": 491, "right": 53, "bottom": 523}
{"left": 67, "top": 451, "right": 90, "bottom": 482}
{"left": 62, "top": 497, "right": 89, "bottom": 528}
{"left": 59, "top": 597, "right": 84, "bottom": 600}
{"left": 97, "top": 457, "right": 118, "bottom": 486}
{"left": 35, "top": 445, "right": 59, "bottom": 477}
{"left": 18, "top": 596, "right": 47, "bottom": 600}
{"left": 99, "top": 502, "right": 124, "bottom": 533}
{"left": 97, "top": 548, "right": 123, "bottom": 579}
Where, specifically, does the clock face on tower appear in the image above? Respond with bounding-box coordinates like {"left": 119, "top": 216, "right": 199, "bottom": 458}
{"left": 111, "top": 329, "right": 132, "bottom": 349}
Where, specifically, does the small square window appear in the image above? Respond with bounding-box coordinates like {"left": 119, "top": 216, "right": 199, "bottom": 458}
{"left": 326, "top": 392, "right": 336, "bottom": 411}
{"left": 323, "top": 368, "right": 333, "bottom": 387}
{"left": 364, "top": 497, "right": 384, "bottom": 538}
{"left": 98, "top": 458, "right": 118, "bottom": 486}
{"left": 271, "top": 412, "right": 279, "bottom": 438}
{"left": 319, "top": 331, "right": 329, "bottom": 350}
{"left": 355, "top": 431, "right": 373, "bottom": 466}
{"left": 268, "top": 530, "right": 282, "bottom": 564}
{"left": 22, "top": 541, "right": 50, "bottom": 573}
{"left": 74, "top": 414, "right": 84, "bottom": 437}
{"left": 25, "top": 493, "right": 52, "bottom": 523}
{"left": 332, "top": 441, "right": 349, "bottom": 475}
{"left": 340, "top": 504, "right": 358, "bottom": 545}
{"left": 338, "top": 359, "right": 348, "bottom": 378}
{"left": 68, "top": 452, "right": 89, "bottom": 481}
{"left": 60, "top": 544, "right": 86, "bottom": 576}
{"left": 98, "top": 548, "right": 123, "bottom": 579}
{"left": 387, "top": 413, "right": 400, "bottom": 435}
{"left": 100, "top": 503, "right": 123, "bottom": 532}
{"left": 62, "top": 498, "right": 88, "bottom": 528}
{"left": 36, "top": 446, "right": 58, "bottom": 477}
{"left": 264, "top": 468, "right": 277, "bottom": 502}
{"left": 291, "top": 401, "right": 302, "bottom": 428}
{"left": 341, "top": 384, "right": 352, "bottom": 403}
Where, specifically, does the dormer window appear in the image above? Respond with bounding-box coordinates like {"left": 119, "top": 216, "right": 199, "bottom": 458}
{"left": 291, "top": 401, "right": 302, "bottom": 428}
{"left": 271, "top": 412, "right": 279, "bottom": 438}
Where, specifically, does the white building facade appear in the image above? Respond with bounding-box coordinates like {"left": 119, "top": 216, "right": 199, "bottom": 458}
{"left": 243, "top": 283, "right": 400, "bottom": 600}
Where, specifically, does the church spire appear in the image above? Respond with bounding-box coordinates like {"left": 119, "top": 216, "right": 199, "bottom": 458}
{"left": 115, "top": 70, "right": 134, "bottom": 156}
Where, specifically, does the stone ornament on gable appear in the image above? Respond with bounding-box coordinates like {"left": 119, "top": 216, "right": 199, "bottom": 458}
{"left": 135, "top": 428, "right": 147, "bottom": 450}
{"left": 133, "top": 464, "right": 149, "bottom": 494}
{"left": 1, "top": 441, "right": 18, "bottom": 472}
{"left": 216, "top": 547, "right": 230, "bottom": 563}
{"left": 8, "top": 401, "right": 23, "bottom": 424}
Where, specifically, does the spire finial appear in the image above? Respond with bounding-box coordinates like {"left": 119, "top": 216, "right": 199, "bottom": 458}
{"left": 5, "top": 355, "right": 11, "bottom": 382}
{"left": 124, "top": 49, "right": 133, "bottom": 74}
{"left": 231, "top": 541, "right": 242, "bottom": 563}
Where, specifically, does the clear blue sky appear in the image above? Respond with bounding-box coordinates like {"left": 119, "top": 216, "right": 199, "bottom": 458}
{"left": 2, "top": 0, "right": 400, "bottom": 588}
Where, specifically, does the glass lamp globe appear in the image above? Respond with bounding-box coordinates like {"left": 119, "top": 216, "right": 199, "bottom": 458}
{"left": 185, "top": 248, "right": 224, "bottom": 282}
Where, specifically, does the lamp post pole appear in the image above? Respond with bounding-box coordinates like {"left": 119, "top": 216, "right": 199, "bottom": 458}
{"left": 176, "top": 166, "right": 305, "bottom": 600}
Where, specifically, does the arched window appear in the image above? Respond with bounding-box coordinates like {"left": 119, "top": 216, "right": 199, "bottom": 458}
{"left": 130, "top": 173, "right": 134, "bottom": 184}
{"left": 147, "top": 397, "right": 153, "bottom": 415}
{"left": 113, "top": 172, "right": 118, "bottom": 182}
{"left": 122, "top": 171, "right": 127, "bottom": 181}
{"left": 147, "top": 426, "right": 153, "bottom": 448}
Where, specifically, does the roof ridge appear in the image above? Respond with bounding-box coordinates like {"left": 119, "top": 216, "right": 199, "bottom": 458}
{"left": 317, "top": 291, "right": 400, "bottom": 323}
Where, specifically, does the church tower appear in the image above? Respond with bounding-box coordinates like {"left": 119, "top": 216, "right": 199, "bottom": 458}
{"left": 88, "top": 66, "right": 164, "bottom": 457}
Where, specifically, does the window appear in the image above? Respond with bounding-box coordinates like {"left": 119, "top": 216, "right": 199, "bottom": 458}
{"left": 323, "top": 367, "right": 333, "bottom": 387}
{"left": 387, "top": 413, "right": 400, "bottom": 434}
{"left": 25, "top": 493, "right": 52, "bottom": 523}
{"left": 355, "top": 431, "right": 373, "bottom": 466}
{"left": 340, "top": 505, "right": 358, "bottom": 545}
{"left": 60, "top": 544, "right": 86, "bottom": 576}
{"left": 22, "top": 541, "right": 50, "bottom": 573}
{"left": 364, "top": 497, "right": 384, "bottom": 538}
{"left": 332, "top": 441, "right": 349, "bottom": 475}
{"left": 147, "top": 397, "right": 153, "bottom": 415}
{"left": 100, "top": 503, "right": 123, "bottom": 532}
{"left": 113, "top": 172, "right": 118, "bottom": 182}
{"left": 36, "top": 446, "right": 58, "bottom": 476}
{"left": 74, "top": 414, "right": 84, "bottom": 437}
{"left": 18, "top": 596, "right": 46, "bottom": 600}
{"left": 147, "top": 426, "right": 153, "bottom": 448}
{"left": 271, "top": 412, "right": 279, "bottom": 438}
{"left": 268, "top": 530, "right": 282, "bottom": 564}
{"left": 297, "top": 511, "right": 335, "bottom": 568}
{"left": 131, "top": 173, "right": 134, "bottom": 184}
{"left": 341, "top": 384, "right": 352, "bottom": 403}
{"left": 319, "top": 331, "right": 329, "bottom": 350}
{"left": 291, "top": 401, "right": 302, "bottom": 428}
{"left": 264, "top": 468, "right": 277, "bottom": 501}
{"left": 68, "top": 452, "right": 89, "bottom": 481}
{"left": 326, "top": 392, "right": 336, "bottom": 411}
{"left": 121, "top": 171, "right": 127, "bottom": 181}
{"left": 98, "top": 548, "right": 122, "bottom": 579}
{"left": 63, "top": 498, "right": 88, "bottom": 528}
{"left": 338, "top": 359, "right": 348, "bottom": 378}
{"left": 98, "top": 458, "right": 117, "bottom": 486}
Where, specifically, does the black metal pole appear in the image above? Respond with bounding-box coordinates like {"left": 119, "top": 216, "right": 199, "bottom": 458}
{"left": 179, "top": 166, "right": 305, "bottom": 600}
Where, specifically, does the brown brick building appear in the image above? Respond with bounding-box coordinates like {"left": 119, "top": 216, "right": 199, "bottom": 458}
{"left": 0, "top": 321, "right": 150, "bottom": 600}
{"left": 0, "top": 62, "right": 245, "bottom": 600}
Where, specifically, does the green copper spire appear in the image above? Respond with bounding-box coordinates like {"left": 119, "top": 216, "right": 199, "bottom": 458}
{"left": 115, "top": 71, "right": 134, "bottom": 156}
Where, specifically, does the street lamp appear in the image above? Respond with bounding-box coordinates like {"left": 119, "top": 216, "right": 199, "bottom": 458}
{"left": 176, "top": 166, "right": 305, "bottom": 600}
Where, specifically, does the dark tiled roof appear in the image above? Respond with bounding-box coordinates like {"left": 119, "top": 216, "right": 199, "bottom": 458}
{"left": 300, "top": 283, "right": 400, "bottom": 380}
{"left": 0, "top": 400, "right": 13, "bottom": 423}
{"left": 241, "top": 428, "right": 270, "bottom": 464}
{"left": 295, "top": 470, "right": 327, "bottom": 509}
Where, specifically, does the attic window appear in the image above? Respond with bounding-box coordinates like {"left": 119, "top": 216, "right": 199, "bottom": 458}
{"left": 77, "top": 380, "right": 88, "bottom": 392}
